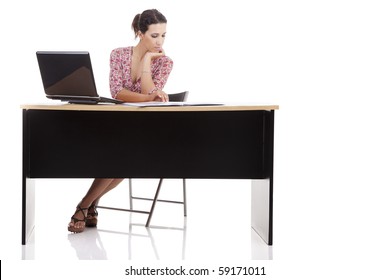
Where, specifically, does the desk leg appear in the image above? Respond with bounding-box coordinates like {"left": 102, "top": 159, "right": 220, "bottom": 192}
{"left": 251, "top": 179, "right": 273, "bottom": 245}
{"left": 22, "top": 178, "right": 35, "bottom": 245}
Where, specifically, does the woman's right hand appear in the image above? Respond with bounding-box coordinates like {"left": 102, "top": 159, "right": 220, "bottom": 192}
{"left": 144, "top": 49, "right": 165, "bottom": 62}
{"left": 141, "top": 50, "right": 166, "bottom": 76}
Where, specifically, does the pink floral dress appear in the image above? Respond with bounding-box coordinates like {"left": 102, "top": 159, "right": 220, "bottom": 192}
{"left": 109, "top": 46, "right": 173, "bottom": 99}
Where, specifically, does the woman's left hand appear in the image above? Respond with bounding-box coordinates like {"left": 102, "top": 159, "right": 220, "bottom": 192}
{"left": 151, "top": 90, "right": 169, "bottom": 102}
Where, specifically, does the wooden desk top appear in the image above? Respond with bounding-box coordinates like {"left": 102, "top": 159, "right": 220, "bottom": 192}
{"left": 20, "top": 103, "right": 279, "bottom": 112}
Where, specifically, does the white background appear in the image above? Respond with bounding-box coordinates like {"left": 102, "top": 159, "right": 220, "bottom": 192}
{"left": 1, "top": 0, "right": 390, "bottom": 279}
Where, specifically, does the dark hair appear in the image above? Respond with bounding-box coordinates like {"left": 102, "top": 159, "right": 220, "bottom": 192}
{"left": 132, "top": 9, "right": 167, "bottom": 38}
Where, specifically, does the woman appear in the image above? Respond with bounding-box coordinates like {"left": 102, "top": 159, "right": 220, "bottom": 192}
{"left": 68, "top": 9, "right": 173, "bottom": 233}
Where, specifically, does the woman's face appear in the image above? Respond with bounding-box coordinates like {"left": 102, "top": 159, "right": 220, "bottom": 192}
{"left": 140, "top": 23, "right": 167, "bottom": 53}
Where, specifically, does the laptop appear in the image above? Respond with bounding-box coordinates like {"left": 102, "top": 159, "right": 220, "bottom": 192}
{"left": 36, "top": 51, "right": 123, "bottom": 104}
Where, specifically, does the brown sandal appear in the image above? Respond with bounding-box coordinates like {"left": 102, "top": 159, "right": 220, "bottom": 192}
{"left": 86, "top": 205, "right": 98, "bottom": 228}
{"left": 68, "top": 206, "right": 88, "bottom": 233}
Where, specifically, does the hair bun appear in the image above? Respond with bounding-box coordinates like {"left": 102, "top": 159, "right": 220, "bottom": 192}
{"left": 131, "top": 9, "right": 167, "bottom": 39}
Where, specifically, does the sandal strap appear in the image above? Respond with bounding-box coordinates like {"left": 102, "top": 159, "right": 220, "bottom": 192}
{"left": 88, "top": 205, "right": 98, "bottom": 217}
{"left": 70, "top": 216, "right": 84, "bottom": 223}
{"left": 71, "top": 206, "right": 88, "bottom": 221}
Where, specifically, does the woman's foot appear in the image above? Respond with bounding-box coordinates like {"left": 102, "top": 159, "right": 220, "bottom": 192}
{"left": 68, "top": 205, "right": 88, "bottom": 233}
{"left": 86, "top": 205, "right": 98, "bottom": 227}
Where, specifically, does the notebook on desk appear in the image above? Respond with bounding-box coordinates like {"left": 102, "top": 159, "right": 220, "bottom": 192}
{"left": 36, "top": 51, "right": 123, "bottom": 104}
{"left": 124, "top": 102, "right": 224, "bottom": 107}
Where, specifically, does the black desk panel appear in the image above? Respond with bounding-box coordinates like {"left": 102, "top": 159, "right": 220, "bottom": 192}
{"left": 25, "top": 110, "right": 273, "bottom": 179}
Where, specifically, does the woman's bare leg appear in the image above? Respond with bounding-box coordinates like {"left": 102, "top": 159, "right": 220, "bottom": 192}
{"left": 69, "top": 178, "right": 124, "bottom": 231}
{"left": 87, "top": 178, "right": 124, "bottom": 208}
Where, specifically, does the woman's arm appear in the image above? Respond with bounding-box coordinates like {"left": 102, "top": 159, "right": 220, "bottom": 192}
{"left": 116, "top": 88, "right": 169, "bottom": 102}
{"left": 140, "top": 52, "right": 173, "bottom": 97}
{"left": 115, "top": 89, "right": 154, "bottom": 102}
{"left": 140, "top": 52, "right": 164, "bottom": 95}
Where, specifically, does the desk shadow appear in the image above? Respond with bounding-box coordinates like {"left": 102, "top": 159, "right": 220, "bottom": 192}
{"left": 67, "top": 228, "right": 107, "bottom": 260}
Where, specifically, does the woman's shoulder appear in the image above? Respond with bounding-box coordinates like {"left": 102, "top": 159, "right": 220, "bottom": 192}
{"left": 110, "top": 46, "right": 132, "bottom": 56}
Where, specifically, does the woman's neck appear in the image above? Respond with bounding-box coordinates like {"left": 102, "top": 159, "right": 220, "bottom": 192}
{"left": 133, "top": 44, "right": 147, "bottom": 60}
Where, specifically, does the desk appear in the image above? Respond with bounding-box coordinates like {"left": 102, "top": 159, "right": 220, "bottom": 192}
{"left": 21, "top": 104, "right": 278, "bottom": 246}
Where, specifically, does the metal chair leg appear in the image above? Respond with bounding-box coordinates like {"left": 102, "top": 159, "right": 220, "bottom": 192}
{"left": 183, "top": 179, "right": 187, "bottom": 217}
{"left": 145, "top": 178, "right": 164, "bottom": 227}
{"left": 129, "top": 179, "right": 133, "bottom": 211}
{"left": 113, "top": 178, "right": 186, "bottom": 226}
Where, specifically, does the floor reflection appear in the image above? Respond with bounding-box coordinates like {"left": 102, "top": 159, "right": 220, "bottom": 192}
{"left": 21, "top": 230, "right": 35, "bottom": 260}
{"left": 67, "top": 228, "right": 108, "bottom": 260}
{"left": 66, "top": 216, "right": 187, "bottom": 260}
{"left": 251, "top": 229, "right": 273, "bottom": 260}
{"left": 21, "top": 215, "right": 271, "bottom": 260}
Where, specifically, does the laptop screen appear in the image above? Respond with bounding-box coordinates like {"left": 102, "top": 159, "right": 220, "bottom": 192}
{"left": 36, "top": 51, "right": 99, "bottom": 100}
